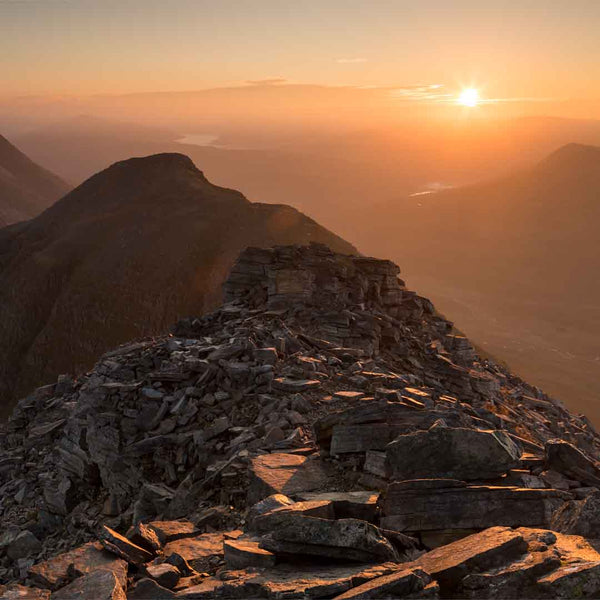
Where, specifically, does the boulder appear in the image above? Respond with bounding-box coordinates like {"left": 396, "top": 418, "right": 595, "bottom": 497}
{"left": 126, "top": 578, "right": 175, "bottom": 599}
{"left": 28, "top": 542, "right": 127, "bottom": 591}
{"left": 331, "top": 424, "right": 392, "bottom": 454}
{"left": 460, "top": 548, "right": 561, "bottom": 598}
{"left": 246, "top": 494, "right": 295, "bottom": 528}
{"left": 99, "top": 526, "right": 154, "bottom": 565}
{"left": 385, "top": 427, "right": 521, "bottom": 481}
{"left": 145, "top": 563, "right": 181, "bottom": 589}
{"left": 224, "top": 538, "right": 276, "bottom": 569}
{"left": 331, "top": 567, "right": 431, "bottom": 599}
{"left": 163, "top": 532, "right": 225, "bottom": 572}
{"left": 551, "top": 490, "right": 600, "bottom": 537}
{"left": 147, "top": 521, "right": 200, "bottom": 545}
{"left": 251, "top": 500, "right": 335, "bottom": 533}
{"left": 260, "top": 515, "right": 400, "bottom": 563}
{"left": 410, "top": 527, "right": 527, "bottom": 592}
{"left": 126, "top": 522, "right": 161, "bottom": 553}
{"left": 247, "top": 453, "right": 331, "bottom": 504}
{"left": 176, "top": 562, "right": 400, "bottom": 599}
{"left": 6, "top": 531, "right": 42, "bottom": 560}
{"left": 382, "top": 481, "right": 570, "bottom": 532}
{"left": 460, "top": 528, "right": 600, "bottom": 599}
{"left": 51, "top": 569, "right": 125, "bottom": 600}
{"left": 298, "top": 491, "right": 379, "bottom": 522}
{"left": 545, "top": 440, "right": 600, "bottom": 487}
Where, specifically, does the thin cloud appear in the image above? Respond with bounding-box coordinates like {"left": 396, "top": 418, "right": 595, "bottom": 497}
{"left": 336, "top": 58, "right": 368, "bottom": 64}
{"left": 390, "top": 84, "right": 451, "bottom": 102}
{"left": 245, "top": 78, "right": 287, "bottom": 86}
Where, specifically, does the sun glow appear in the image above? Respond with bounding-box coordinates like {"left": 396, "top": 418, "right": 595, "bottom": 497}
{"left": 458, "top": 88, "right": 479, "bottom": 107}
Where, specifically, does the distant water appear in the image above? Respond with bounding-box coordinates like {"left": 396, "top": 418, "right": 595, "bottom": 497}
{"left": 409, "top": 182, "right": 454, "bottom": 197}
{"left": 176, "top": 133, "right": 220, "bottom": 147}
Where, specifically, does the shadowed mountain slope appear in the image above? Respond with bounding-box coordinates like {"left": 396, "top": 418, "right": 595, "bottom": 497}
{"left": 0, "top": 134, "right": 70, "bottom": 226}
{"left": 0, "top": 153, "right": 355, "bottom": 417}
{"left": 364, "top": 143, "right": 600, "bottom": 418}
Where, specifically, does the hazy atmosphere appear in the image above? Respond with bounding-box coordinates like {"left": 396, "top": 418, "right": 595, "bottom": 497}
{"left": 2, "top": 1, "right": 600, "bottom": 597}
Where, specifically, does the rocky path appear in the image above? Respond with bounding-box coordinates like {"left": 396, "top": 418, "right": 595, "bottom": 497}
{"left": 2, "top": 243, "right": 600, "bottom": 598}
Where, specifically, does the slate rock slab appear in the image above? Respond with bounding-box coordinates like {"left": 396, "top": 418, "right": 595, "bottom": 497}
{"left": 260, "top": 515, "right": 399, "bottom": 563}
{"left": 51, "top": 569, "right": 126, "bottom": 600}
{"left": 382, "top": 482, "right": 569, "bottom": 532}
{"left": 99, "top": 526, "right": 154, "bottom": 565}
{"left": 145, "top": 563, "right": 181, "bottom": 589}
{"left": 147, "top": 521, "right": 200, "bottom": 545}
{"left": 545, "top": 440, "right": 600, "bottom": 487}
{"left": 331, "top": 567, "right": 431, "bottom": 599}
{"left": 247, "top": 453, "right": 331, "bottom": 504}
{"left": 551, "top": 490, "right": 600, "bottom": 537}
{"left": 409, "top": 526, "right": 527, "bottom": 592}
{"left": 28, "top": 542, "right": 127, "bottom": 591}
{"left": 298, "top": 491, "right": 379, "bottom": 522}
{"left": 163, "top": 532, "right": 225, "bottom": 572}
{"left": 224, "top": 538, "right": 276, "bottom": 569}
{"left": 385, "top": 427, "right": 521, "bottom": 481}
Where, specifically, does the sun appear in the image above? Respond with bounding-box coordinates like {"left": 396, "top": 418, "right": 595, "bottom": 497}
{"left": 457, "top": 88, "right": 479, "bottom": 107}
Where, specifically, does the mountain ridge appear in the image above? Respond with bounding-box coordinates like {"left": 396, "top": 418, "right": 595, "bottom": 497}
{"left": 2, "top": 244, "right": 600, "bottom": 598}
{"left": 0, "top": 154, "right": 355, "bottom": 418}
{"left": 0, "top": 134, "right": 70, "bottom": 227}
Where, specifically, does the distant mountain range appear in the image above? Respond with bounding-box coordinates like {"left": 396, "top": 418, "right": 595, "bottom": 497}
{"left": 0, "top": 153, "right": 355, "bottom": 417}
{"left": 362, "top": 143, "right": 600, "bottom": 419}
{"left": 0, "top": 134, "right": 70, "bottom": 226}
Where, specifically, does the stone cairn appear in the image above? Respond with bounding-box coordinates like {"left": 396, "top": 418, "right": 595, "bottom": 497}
{"left": 2, "top": 243, "right": 600, "bottom": 599}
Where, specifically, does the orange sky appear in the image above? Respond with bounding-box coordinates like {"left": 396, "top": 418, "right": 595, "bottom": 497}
{"left": 1, "top": 0, "right": 599, "bottom": 120}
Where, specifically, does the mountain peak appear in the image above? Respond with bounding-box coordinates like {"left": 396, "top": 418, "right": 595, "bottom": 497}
{"left": 538, "top": 142, "right": 600, "bottom": 171}
{"left": 99, "top": 152, "right": 208, "bottom": 185}
{"left": 45, "top": 153, "right": 245, "bottom": 219}
{"left": 110, "top": 152, "right": 199, "bottom": 172}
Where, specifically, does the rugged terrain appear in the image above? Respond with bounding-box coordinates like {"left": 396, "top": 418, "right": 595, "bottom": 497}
{"left": 0, "top": 134, "right": 69, "bottom": 227}
{"left": 2, "top": 244, "right": 600, "bottom": 598}
{"left": 366, "top": 143, "right": 600, "bottom": 419}
{"left": 0, "top": 154, "right": 354, "bottom": 418}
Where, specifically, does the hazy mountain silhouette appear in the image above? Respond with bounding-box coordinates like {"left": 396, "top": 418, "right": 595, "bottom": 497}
{"left": 0, "top": 134, "right": 70, "bottom": 226}
{"left": 0, "top": 153, "right": 355, "bottom": 417}
{"left": 364, "top": 143, "right": 600, "bottom": 419}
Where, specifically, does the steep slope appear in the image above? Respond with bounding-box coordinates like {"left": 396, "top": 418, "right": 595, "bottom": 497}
{"left": 0, "top": 154, "right": 355, "bottom": 417}
{"left": 0, "top": 134, "right": 70, "bottom": 226}
{"left": 363, "top": 143, "right": 600, "bottom": 418}
{"left": 2, "top": 245, "right": 600, "bottom": 599}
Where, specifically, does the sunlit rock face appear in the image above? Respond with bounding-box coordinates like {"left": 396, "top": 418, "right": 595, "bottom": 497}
{"left": 3, "top": 243, "right": 600, "bottom": 598}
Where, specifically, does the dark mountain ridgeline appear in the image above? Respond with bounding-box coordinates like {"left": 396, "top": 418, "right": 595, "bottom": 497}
{"left": 0, "top": 153, "right": 355, "bottom": 418}
{"left": 0, "top": 134, "right": 70, "bottom": 226}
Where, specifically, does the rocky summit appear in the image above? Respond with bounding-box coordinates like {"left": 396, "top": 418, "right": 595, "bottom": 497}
{"left": 2, "top": 243, "right": 600, "bottom": 599}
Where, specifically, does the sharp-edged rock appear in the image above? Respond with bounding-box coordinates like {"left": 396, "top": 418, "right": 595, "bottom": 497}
{"left": 50, "top": 569, "right": 126, "bottom": 600}
{"left": 247, "top": 453, "right": 331, "bottom": 504}
{"left": 331, "top": 567, "right": 431, "bottom": 599}
{"left": 224, "top": 539, "right": 277, "bottom": 569}
{"left": 260, "top": 515, "right": 400, "bottom": 563}
{"left": 2, "top": 244, "right": 600, "bottom": 598}
{"left": 99, "top": 526, "right": 154, "bottom": 565}
{"left": 163, "top": 533, "right": 225, "bottom": 573}
{"left": 28, "top": 542, "right": 127, "bottom": 591}
{"left": 545, "top": 439, "right": 600, "bottom": 487}
{"left": 382, "top": 481, "right": 570, "bottom": 532}
{"left": 385, "top": 427, "right": 521, "bottom": 481}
